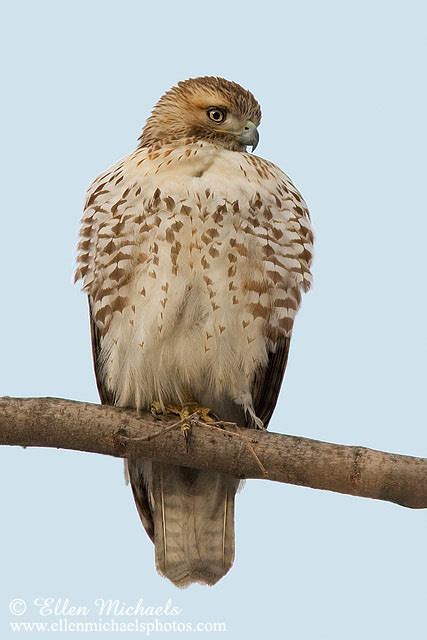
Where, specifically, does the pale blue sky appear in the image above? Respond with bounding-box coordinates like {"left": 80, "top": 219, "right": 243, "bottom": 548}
{"left": 1, "top": 0, "right": 426, "bottom": 638}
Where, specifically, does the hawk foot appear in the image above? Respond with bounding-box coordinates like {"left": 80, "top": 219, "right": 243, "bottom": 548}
{"left": 151, "top": 401, "right": 216, "bottom": 423}
{"left": 150, "top": 401, "right": 217, "bottom": 449}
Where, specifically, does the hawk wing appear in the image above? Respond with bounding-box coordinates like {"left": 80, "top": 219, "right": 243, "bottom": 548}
{"left": 79, "top": 151, "right": 162, "bottom": 544}
{"left": 251, "top": 336, "right": 291, "bottom": 429}
{"left": 246, "top": 155, "right": 312, "bottom": 430}
{"left": 88, "top": 299, "right": 114, "bottom": 405}
{"left": 88, "top": 280, "right": 155, "bottom": 542}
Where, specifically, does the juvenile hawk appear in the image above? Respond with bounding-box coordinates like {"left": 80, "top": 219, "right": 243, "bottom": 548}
{"left": 75, "top": 76, "right": 313, "bottom": 587}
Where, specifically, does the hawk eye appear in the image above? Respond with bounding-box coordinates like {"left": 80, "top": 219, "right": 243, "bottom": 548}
{"left": 207, "top": 107, "right": 226, "bottom": 123}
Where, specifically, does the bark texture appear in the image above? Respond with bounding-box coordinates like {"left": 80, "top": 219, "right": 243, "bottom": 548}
{"left": 0, "top": 396, "right": 425, "bottom": 508}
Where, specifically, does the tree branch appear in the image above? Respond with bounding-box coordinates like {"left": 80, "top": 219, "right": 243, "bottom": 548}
{"left": 0, "top": 396, "right": 425, "bottom": 509}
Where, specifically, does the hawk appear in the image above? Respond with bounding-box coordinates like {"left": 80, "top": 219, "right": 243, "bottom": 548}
{"left": 75, "top": 77, "right": 313, "bottom": 587}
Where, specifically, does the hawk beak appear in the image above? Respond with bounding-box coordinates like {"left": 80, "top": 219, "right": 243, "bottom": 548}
{"left": 236, "top": 121, "right": 259, "bottom": 152}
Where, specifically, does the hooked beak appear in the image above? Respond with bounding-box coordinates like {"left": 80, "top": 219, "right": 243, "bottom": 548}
{"left": 236, "top": 120, "right": 259, "bottom": 152}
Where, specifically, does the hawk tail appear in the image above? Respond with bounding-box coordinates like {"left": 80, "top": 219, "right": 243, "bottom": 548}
{"left": 128, "top": 460, "right": 239, "bottom": 587}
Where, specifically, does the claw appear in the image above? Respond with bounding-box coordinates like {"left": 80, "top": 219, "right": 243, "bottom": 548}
{"left": 182, "top": 402, "right": 217, "bottom": 424}
{"left": 181, "top": 421, "right": 192, "bottom": 451}
{"left": 149, "top": 401, "right": 217, "bottom": 450}
{"left": 150, "top": 401, "right": 163, "bottom": 416}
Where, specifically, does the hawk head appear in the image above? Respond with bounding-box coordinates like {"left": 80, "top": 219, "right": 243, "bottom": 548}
{"left": 139, "top": 76, "right": 261, "bottom": 152}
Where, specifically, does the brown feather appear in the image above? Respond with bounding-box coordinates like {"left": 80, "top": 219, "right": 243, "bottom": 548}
{"left": 88, "top": 297, "right": 155, "bottom": 540}
{"left": 138, "top": 76, "right": 261, "bottom": 151}
{"left": 252, "top": 337, "right": 291, "bottom": 428}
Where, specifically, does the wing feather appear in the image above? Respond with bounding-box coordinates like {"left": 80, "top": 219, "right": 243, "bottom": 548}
{"left": 251, "top": 337, "right": 291, "bottom": 429}
{"left": 88, "top": 297, "right": 155, "bottom": 540}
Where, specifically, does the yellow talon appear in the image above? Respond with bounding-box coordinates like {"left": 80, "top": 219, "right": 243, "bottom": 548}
{"left": 149, "top": 401, "right": 217, "bottom": 450}
{"left": 179, "top": 402, "right": 217, "bottom": 424}
{"left": 151, "top": 401, "right": 216, "bottom": 423}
